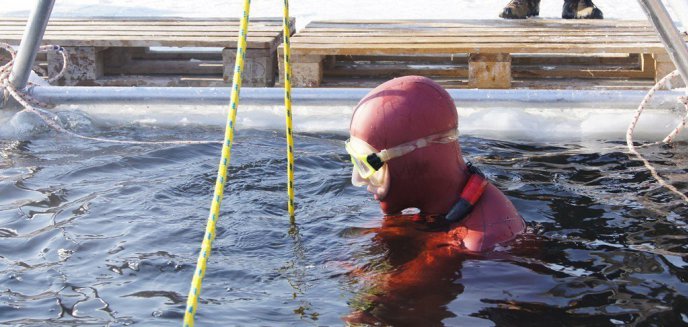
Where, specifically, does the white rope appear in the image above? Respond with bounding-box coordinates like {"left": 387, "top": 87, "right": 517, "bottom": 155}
{"left": 626, "top": 69, "right": 688, "bottom": 203}
{"left": 662, "top": 95, "right": 688, "bottom": 143}
{"left": 1, "top": 42, "right": 220, "bottom": 146}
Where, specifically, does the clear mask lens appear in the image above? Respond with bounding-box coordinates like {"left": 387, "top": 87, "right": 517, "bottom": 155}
{"left": 346, "top": 138, "right": 379, "bottom": 179}
{"left": 345, "top": 128, "right": 458, "bottom": 188}
{"left": 351, "top": 163, "right": 387, "bottom": 187}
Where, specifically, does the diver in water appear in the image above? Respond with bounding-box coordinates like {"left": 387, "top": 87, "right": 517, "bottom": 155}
{"left": 346, "top": 75, "right": 525, "bottom": 252}
{"left": 344, "top": 76, "right": 526, "bottom": 324}
{"left": 500, "top": 0, "right": 603, "bottom": 19}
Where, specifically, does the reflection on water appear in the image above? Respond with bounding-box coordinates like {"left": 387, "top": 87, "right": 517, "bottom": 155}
{"left": 0, "top": 125, "right": 687, "bottom": 326}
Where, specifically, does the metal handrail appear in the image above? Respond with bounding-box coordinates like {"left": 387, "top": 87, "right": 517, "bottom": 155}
{"left": 8, "top": 0, "right": 54, "bottom": 90}
{"left": 638, "top": 0, "right": 688, "bottom": 86}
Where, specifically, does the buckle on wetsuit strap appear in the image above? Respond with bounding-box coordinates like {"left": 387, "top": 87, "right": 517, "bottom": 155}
{"left": 444, "top": 163, "right": 489, "bottom": 224}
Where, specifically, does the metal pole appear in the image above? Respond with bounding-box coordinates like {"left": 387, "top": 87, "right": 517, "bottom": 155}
{"left": 8, "top": 0, "right": 55, "bottom": 90}
{"left": 665, "top": 0, "right": 688, "bottom": 33}
{"left": 638, "top": 0, "right": 688, "bottom": 86}
{"left": 26, "top": 86, "right": 686, "bottom": 109}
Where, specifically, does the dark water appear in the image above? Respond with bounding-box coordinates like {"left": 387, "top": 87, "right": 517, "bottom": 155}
{"left": 1, "top": 121, "right": 687, "bottom": 326}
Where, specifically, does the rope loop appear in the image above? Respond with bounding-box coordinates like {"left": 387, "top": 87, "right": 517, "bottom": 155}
{"left": 626, "top": 69, "right": 688, "bottom": 203}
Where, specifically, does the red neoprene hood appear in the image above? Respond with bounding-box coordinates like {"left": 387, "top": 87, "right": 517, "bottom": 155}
{"left": 350, "top": 76, "right": 467, "bottom": 215}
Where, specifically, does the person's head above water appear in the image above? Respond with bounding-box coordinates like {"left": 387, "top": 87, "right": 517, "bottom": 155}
{"left": 347, "top": 76, "right": 468, "bottom": 215}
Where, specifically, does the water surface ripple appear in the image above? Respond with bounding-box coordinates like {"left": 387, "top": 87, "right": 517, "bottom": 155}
{"left": 1, "top": 125, "right": 687, "bottom": 326}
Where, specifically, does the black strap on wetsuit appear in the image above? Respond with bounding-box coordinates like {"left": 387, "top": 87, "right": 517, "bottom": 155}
{"left": 416, "top": 162, "right": 488, "bottom": 230}
{"left": 444, "top": 162, "right": 488, "bottom": 223}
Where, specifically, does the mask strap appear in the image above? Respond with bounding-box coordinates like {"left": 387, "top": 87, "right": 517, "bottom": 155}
{"left": 378, "top": 129, "right": 458, "bottom": 162}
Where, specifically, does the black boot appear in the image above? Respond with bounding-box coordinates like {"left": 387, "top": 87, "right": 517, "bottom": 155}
{"left": 500, "top": 0, "right": 541, "bottom": 19}
{"left": 563, "top": 0, "right": 604, "bottom": 19}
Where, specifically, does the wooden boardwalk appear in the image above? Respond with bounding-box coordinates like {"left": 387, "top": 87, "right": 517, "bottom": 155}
{"left": 0, "top": 17, "right": 295, "bottom": 86}
{"left": 1, "top": 18, "right": 684, "bottom": 90}
{"left": 280, "top": 19, "right": 685, "bottom": 89}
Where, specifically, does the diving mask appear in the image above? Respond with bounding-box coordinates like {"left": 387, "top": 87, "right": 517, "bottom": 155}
{"left": 345, "top": 128, "right": 459, "bottom": 187}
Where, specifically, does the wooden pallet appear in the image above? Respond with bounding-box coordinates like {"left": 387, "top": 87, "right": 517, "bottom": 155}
{"left": 0, "top": 17, "right": 295, "bottom": 86}
{"left": 280, "top": 19, "right": 684, "bottom": 89}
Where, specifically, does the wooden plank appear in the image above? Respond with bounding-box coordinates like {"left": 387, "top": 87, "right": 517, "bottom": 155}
{"left": 641, "top": 53, "right": 656, "bottom": 78}
{"left": 334, "top": 54, "right": 468, "bottom": 64}
{"left": 512, "top": 66, "right": 652, "bottom": 79}
{"left": 327, "top": 63, "right": 466, "bottom": 77}
{"left": 296, "top": 31, "right": 658, "bottom": 37}
{"left": 49, "top": 46, "right": 104, "bottom": 86}
{"left": 653, "top": 53, "right": 676, "bottom": 83}
{"left": 0, "top": 36, "right": 278, "bottom": 48}
{"left": 289, "top": 36, "right": 665, "bottom": 45}
{"left": 0, "top": 20, "right": 286, "bottom": 26}
{"left": 285, "top": 43, "right": 668, "bottom": 55}
{"left": 319, "top": 76, "right": 656, "bottom": 90}
{"left": 302, "top": 26, "right": 653, "bottom": 33}
{"left": 0, "top": 25, "right": 287, "bottom": 32}
{"left": 0, "top": 16, "right": 295, "bottom": 39}
{"left": 0, "top": 17, "right": 293, "bottom": 26}
{"left": 306, "top": 18, "right": 650, "bottom": 24}
{"left": 326, "top": 62, "right": 647, "bottom": 79}
{"left": 0, "top": 28, "right": 653, "bottom": 38}
{"left": 94, "top": 74, "right": 228, "bottom": 87}
{"left": 278, "top": 55, "right": 323, "bottom": 87}
{"left": 468, "top": 53, "right": 511, "bottom": 88}
{"left": 0, "top": 16, "right": 289, "bottom": 22}
{"left": 0, "top": 16, "right": 295, "bottom": 49}
{"left": 4, "top": 17, "right": 640, "bottom": 27}
{"left": 304, "top": 19, "right": 651, "bottom": 28}
{"left": 513, "top": 53, "right": 639, "bottom": 65}
{"left": 512, "top": 78, "right": 656, "bottom": 90}
{"left": 1, "top": 33, "right": 658, "bottom": 45}
{"left": 103, "top": 59, "right": 223, "bottom": 75}
{"left": 135, "top": 50, "right": 222, "bottom": 61}
{"left": 301, "top": 26, "right": 655, "bottom": 34}
{"left": 296, "top": 27, "right": 656, "bottom": 34}
{"left": 300, "top": 21, "right": 653, "bottom": 28}
{"left": 334, "top": 54, "right": 639, "bottom": 65}
{"left": 223, "top": 48, "right": 276, "bottom": 86}
{"left": 0, "top": 30, "right": 285, "bottom": 37}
